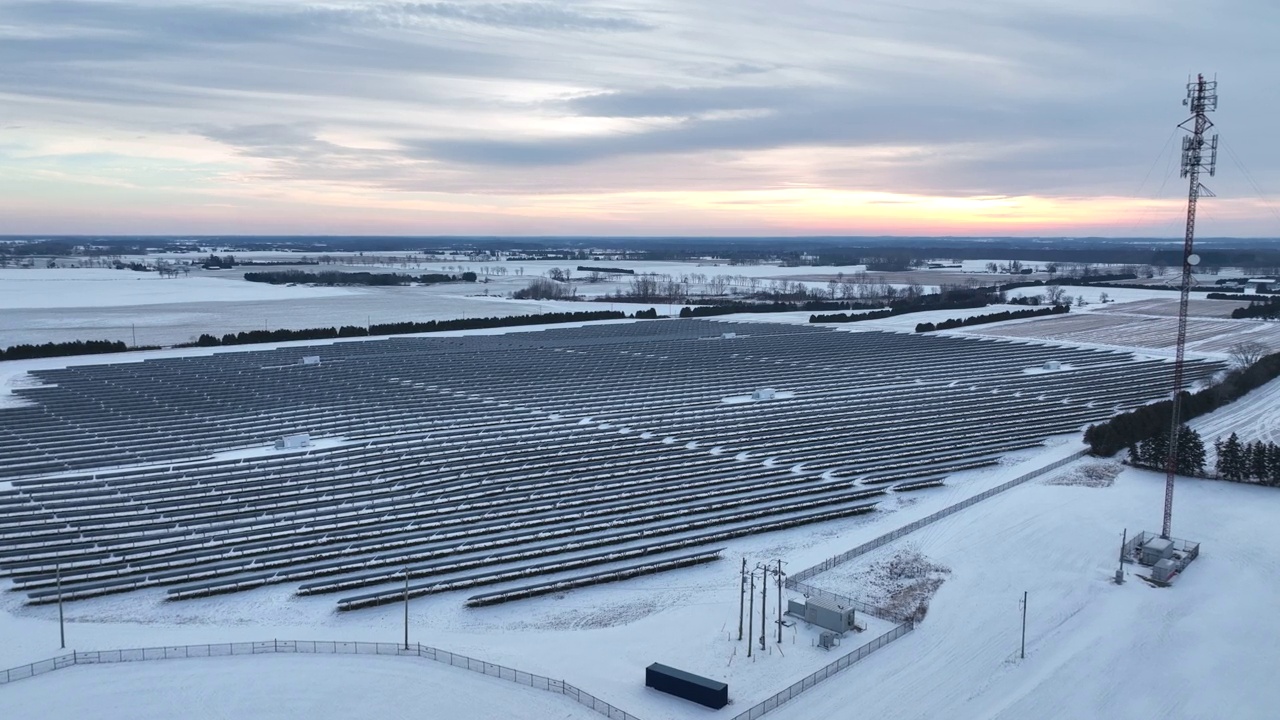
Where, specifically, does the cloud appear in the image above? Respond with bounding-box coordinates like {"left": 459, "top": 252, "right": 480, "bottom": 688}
{"left": 387, "top": 2, "right": 654, "bottom": 32}
{"left": 0, "top": 0, "right": 1278, "bottom": 234}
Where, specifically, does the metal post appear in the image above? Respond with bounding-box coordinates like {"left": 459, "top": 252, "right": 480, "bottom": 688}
{"left": 1117, "top": 529, "right": 1127, "bottom": 584}
{"left": 1020, "top": 591, "right": 1027, "bottom": 660}
{"left": 737, "top": 558, "right": 746, "bottom": 641}
{"left": 57, "top": 563, "right": 65, "bottom": 649}
{"left": 131, "top": 324, "right": 137, "bottom": 348}
{"left": 747, "top": 571, "right": 754, "bottom": 658}
{"left": 403, "top": 568, "right": 410, "bottom": 650}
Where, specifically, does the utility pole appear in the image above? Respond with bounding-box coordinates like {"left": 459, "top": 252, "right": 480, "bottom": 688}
{"left": 747, "top": 570, "right": 755, "bottom": 658}
{"left": 1020, "top": 591, "right": 1027, "bottom": 660}
{"left": 131, "top": 324, "right": 137, "bottom": 348}
{"left": 403, "top": 568, "right": 410, "bottom": 650}
{"left": 758, "top": 563, "right": 768, "bottom": 653}
{"left": 737, "top": 558, "right": 746, "bottom": 641}
{"left": 774, "top": 559, "right": 786, "bottom": 644}
{"left": 57, "top": 562, "right": 65, "bottom": 649}
{"left": 1162, "top": 73, "right": 1219, "bottom": 539}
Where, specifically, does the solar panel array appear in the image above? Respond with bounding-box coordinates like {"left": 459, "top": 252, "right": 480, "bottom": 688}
{"left": 0, "top": 320, "right": 1220, "bottom": 608}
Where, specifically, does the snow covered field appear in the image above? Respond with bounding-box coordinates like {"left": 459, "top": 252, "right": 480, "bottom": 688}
{"left": 0, "top": 268, "right": 357, "bottom": 310}
{"left": 6, "top": 437, "right": 1279, "bottom": 720}
{"left": 4, "top": 269, "right": 1280, "bottom": 719}
{"left": 0, "top": 653, "right": 600, "bottom": 720}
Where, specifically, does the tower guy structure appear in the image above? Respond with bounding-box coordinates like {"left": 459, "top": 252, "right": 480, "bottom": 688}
{"left": 1162, "top": 74, "right": 1218, "bottom": 539}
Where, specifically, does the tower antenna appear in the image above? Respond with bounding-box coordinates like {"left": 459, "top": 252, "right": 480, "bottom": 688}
{"left": 1162, "top": 73, "right": 1218, "bottom": 539}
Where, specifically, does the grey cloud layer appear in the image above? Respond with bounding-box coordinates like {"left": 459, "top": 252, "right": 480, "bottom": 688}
{"left": 1, "top": 0, "right": 1277, "bottom": 206}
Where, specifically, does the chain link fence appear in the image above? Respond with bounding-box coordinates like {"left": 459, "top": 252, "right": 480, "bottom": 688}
{"left": 790, "top": 449, "right": 1089, "bottom": 584}
{"left": 728, "top": 620, "right": 914, "bottom": 720}
{"left": 0, "top": 640, "right": 639, "bottom": 720}
{"left": 786, "top": 581, "right": 911, "bottom": 624}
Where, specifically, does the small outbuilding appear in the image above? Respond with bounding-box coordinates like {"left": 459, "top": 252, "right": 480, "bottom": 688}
{"left": 1042, "top": 360, "right": 1061, "bottom": 371}
{"left": 1152, "top": 558, "right": 1179, "bottom": 583}
{"left": 275, "top": 433, "right": 312, "bottom": 450}
{"left": 721, "top": 332, "right": 736, "bottom": 339}
{"left": 1140, "top": 537, "right": 1174, "bottom": 566}
{"left": 752, "top": 387, "right": 777, "bottom": 401}
{"left": 301, "top": 355, "right": 321, "bottom": 365}
{"left": 788, "top": 596, "right": 858, "bottom": 634}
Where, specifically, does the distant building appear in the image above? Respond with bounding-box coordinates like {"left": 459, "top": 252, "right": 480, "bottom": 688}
{"left": 1245, "top": 279, "right": 1275, "bottom": 294}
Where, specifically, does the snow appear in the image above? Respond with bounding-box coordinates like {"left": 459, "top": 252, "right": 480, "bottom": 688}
{"left": 0, "top": 268, "right": 355, "bottom": 309}
{"left": 0, "top": 317, "right": 647, "bottom": 408}
{"left": 767, "top": 462, "right": 1280, "bottom": 720}
{"left": 5, "top": 284, "right": 1280, "bottom": 719}
{"left": 7, "top": 439, "right": 1278, "bottom": 719}
{"left": 0, "top": 653, "right": 599, "bottom": 720}
{"left": 721, "top": 391, "right": 797, "bottom": 403}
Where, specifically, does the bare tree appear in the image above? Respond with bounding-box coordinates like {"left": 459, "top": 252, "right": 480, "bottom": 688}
{"left": 1229, "top": 340, "right": 1268, "bottom": 368}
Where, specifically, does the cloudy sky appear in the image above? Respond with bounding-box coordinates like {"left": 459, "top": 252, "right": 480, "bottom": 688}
{"left": 1, "top": 0, "right": 1277, "bottom": 236}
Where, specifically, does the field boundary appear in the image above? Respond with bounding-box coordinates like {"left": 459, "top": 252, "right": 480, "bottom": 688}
{"left": 790, "top": 448, "right": 1089, "bottom": 585}
{"left": 0, "top": 639, "right": 639, "bottom": 720}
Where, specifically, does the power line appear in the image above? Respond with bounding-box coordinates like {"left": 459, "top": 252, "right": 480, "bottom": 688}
{"left": 1221, "top": 138, "right": 1280, "bottom": 228}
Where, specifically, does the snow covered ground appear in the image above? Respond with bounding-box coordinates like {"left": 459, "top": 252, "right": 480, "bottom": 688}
{"left": 0, "top": 268, "right": 356, "bottom": 309}
{"left": 768, "top": 461, "right": 1280, "bottom": 720}
{"left": 0, "top": 653, "right": 600, "bottom": 720}
{"left": 4, "top": 279, "right": 1280, "bottom": 719}
{"left": 6, "top": 437, "right": 1277, "bottom": 720}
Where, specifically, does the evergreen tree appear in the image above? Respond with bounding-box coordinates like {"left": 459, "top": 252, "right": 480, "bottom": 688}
{"left": 1253, "top": 440, "right": 1270, "bottom": 481}
{"left": 1220, "top": 433, "right": 1245, "bottom": 481}
{"left": 1268, "top": 443, "right": 1280, "bottom": 487}
{"left": 1145, "top": 433, "right": 1170, "bottom": 469}
{"left": 1214, "top": 436, "right": 1224, "bottom": 478}
{"left": 1175, "top": 425, "right": 1206, "bottom": 476}
{"left": 1240, "top": 442, "right": 1256, "bottom": 480}
{"left": 1127, "top": 444, "right": 1141, "bottom": 466}
{"left": 1137, "top": 437, "right": 1156, "bottom": 468}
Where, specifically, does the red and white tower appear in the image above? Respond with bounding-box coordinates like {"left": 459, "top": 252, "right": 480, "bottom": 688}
{"left": 1161, "top": 74, "right": 1219, "bottom": 539}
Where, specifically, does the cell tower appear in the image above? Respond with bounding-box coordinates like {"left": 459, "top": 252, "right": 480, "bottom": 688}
{"left": 1161, "top": 74, "right": 1218, "bottom": 539}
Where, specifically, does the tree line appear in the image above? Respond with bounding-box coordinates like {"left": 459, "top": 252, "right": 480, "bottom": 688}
{"left": 1125, "top": 425, "right": 1207, "bottom": 476}
{"left": 0, "top": 340, "right": 159, "bottom": 362}
{"left": 1213, "top": 434, "right": 1280, "bottom": 484}
{"left": 0, "top": 310, "right": 651, "bottom": 362}
{"left": 181, "top": 310, "right": 639, "bottom": 348}
{"left": 915, "top": 304, "right": 1068, "bottom": 332}
{"left": 243, "top": 270, "right": 476, "bottom": 286}
{"left": 680, "top": 299, "right": 880, "bottom": 318}
{"left": 810, "top": 288, "right": 994, "bottom": 324}
{"left": 1085, "top": 350, "right": 1280, "bottom": 456}
{"left": 1229, "top": 297, "right": 1280, "bottom": 320}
